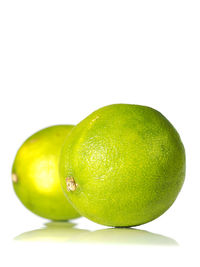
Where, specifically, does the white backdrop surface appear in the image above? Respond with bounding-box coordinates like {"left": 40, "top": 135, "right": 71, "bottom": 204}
{"left": 0, "top": 1, "right": 199, "bottom": 266}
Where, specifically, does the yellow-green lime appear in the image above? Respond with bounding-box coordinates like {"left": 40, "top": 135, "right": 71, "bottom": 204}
{"left": 59, "top": 104, "right": 185, "bottom": 227}
{"left": 12, "top": 125, "right": 80, "bottom": 220}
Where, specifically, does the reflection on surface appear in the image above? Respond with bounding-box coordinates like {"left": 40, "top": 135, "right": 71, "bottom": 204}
{"left": 14, "top": 222, "right": 90, "bottom": 242}
{"left": 15, "top": 222, "right": 178, "bottom": 246}
{"left": 74, "top": 228, "right": 178, "bottom": 246}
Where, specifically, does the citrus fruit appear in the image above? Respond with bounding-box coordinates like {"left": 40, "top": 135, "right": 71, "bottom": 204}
{"left": 12, "top": 125, "right": 80, "bottom": 220}
{"left": 59, "top": 104, "right": 185, "bottom": 227}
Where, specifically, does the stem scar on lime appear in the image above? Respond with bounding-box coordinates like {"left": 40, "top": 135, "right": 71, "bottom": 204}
{"left": 12, "top": 173, "right": 18, "bottom": 183}
{"left": 66, "top": 177, "right": 77, "bottom": 192}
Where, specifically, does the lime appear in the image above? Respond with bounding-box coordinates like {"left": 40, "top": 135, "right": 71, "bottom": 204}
{"left": 12, "top": 125, "right": 80, "bottom": 220}
{"left": 60, "top": 104, "right": 185, "bottom": 227}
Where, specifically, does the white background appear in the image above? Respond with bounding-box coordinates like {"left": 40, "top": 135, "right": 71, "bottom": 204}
{"left": 0, "top": 0, "right": 199, "bottom": 266}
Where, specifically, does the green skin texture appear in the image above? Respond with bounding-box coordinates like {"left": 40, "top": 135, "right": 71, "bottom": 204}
{"left": 12, "top": 125, "right": 80, "bottom": 221}
{"left": 60, "top": 104, "right": 186, "bottom": 227}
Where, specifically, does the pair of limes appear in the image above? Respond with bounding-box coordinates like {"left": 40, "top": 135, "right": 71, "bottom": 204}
{"left": 12, "top": 104, "right": 185, "bottom": 227}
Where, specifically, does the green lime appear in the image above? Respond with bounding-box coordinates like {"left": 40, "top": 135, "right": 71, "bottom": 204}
{"left": 60, "top": 104, "right": 185, "bottom": 227}
{"left": 12, "top": 125, "right": 80, "bottom": 220}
